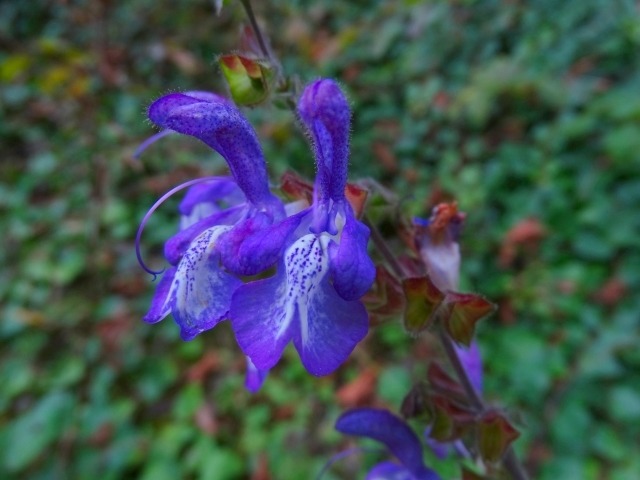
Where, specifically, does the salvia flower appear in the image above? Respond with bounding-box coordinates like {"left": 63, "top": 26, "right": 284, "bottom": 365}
{"left": 335, "top": 408, "right": 441, "bottom": 480}
{"left": 229, "top": 79, "right": 376, "bottom": 376}
{"left": 138, "top": 80, "right": 374, "bottom": 380}
{"left": 139, "top": 91, "right": 287, "bottom": 341}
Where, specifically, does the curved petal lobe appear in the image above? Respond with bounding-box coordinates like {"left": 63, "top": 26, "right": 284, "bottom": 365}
{"left": 336, "top": 409, "right": 440, "bottom": 480}
{"left": 329, "top": 210, "right": 376, "bottom": 301}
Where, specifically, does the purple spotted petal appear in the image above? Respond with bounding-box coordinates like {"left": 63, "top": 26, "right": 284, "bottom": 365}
{"left": 298, "top": 79, "right": 351, "bottom": 203}
{"left": 178, "top": 178, "right": 243, "bottom": 217}
{"left": 455, "top": 340, "right": 483, "bottom": 393}
{"left": 336, "top": 409, "right": 440, "bottom": 480}
{"left": 148, "top": 94, "right": 283, "bottom": 215}
{"left": 366, "top": 461, "right": 416, "bottom": 480}
{"left": 167, "top": 226, "right": 242, "bottom": 341}
{"left": 231, "top": 234, "right": 368, "bottom": 376}
{"left": 218, "top": 210, "right": 306, "bottom": 276}
{"left": 245, "top": 356, "right": 269, "bottom": 393}
{"left": 143, "top": 267, "right": 176, "bottom": 324}
{"left": 329, "top": 210, "right": 375, "bottom": 301}
{"left": 164, "top": 206, "right": 245, "bottom": 265}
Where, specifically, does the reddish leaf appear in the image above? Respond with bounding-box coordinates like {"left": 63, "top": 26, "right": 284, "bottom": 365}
{"left": 402, "top": 276, "right": 445, "bottom": 335}
{"left": 279, "top": 170, "right": 314, "bottom": 203}
{"left": 477, "top": 411, "right": 520, "bottom": 463}
{"left": 195, "top": 402, "right": 218, "bottom": 435}
{"left": 593, "top": 277, "right": 627, "bottom": 306}
{"left": 427, "top": 362, "right": 466, "bottom": 399}
{"left": 362, "top": 265, "right": 406, "bottom": 321}
{"left": 345, "top": 182, "right": 368, "bottom": 218}
{"left": 336, "top": 367, "right": 378, "bottom": 407}
{"left": 429, "top": 396, "right": 475, "bottom": 442}
{"left": 444, "top": 292, "right": 495, "bottom": 346}
{"left": 401, "top": 382, "right": 433, "bottom": 420}
{"left": 499, "top": 218, "right": 546, "bottom": 268}
{"left": 186, "top": 352, "right": 221, "bottom": 383}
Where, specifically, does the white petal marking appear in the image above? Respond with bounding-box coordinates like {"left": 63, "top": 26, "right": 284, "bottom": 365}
{"left": 281, "top": 234, "right": 331, "bottom": 344}
{"left": 168, "top": 225, "right": 231, "bottom": 319}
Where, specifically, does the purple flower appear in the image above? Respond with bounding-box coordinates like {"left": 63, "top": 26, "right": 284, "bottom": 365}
{"left": 229, "top": 79, "right": 375, "bottom": 376}
{"left": 335, "top": 408, "right": 440, "bottom": 480}
{"left": 138, "top": 81, "right": 374, "bottom": 381}
{"left": 139, "top": 91, "right": 287, "bottom": 341}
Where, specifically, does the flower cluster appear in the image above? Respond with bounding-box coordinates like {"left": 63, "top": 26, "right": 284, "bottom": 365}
{"left": 137, "top": 79, "right": 375, "bottom": 386}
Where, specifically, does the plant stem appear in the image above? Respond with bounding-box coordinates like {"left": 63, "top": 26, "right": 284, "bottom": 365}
{"left": 239, "top": 0, "right": 271, "bottom": 60}
{"left": 439, "top": 329, "right": 529, "bottom": 480}
{"left": 363, "top": 215, "right": 406, "bottom": 279}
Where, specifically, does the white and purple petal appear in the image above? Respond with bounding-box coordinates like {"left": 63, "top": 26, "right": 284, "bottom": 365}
{"left": 230, "top": 233, "right": 368, "bottom": 376}
{"left": 167, "top": 226, "right": 241, "bottom": 341}
{"left": 164, "top": 206, "right": 245, "bottom": 265}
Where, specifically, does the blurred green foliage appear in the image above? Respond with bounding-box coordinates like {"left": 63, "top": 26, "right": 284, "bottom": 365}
{"left": 1, "top": 0, "right": 639, "bottom": 478}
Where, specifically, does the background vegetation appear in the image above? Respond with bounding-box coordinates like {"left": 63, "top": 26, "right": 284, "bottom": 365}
{"left": 1, "top": 0, "right": 639, "bottom": 478}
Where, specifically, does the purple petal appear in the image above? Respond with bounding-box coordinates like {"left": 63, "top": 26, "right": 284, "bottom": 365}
{"left": 167, "top": 226, "right": 242, "bottom": 341}
{"left": 329, "top": 210, "right": 376, "bottom": 301}
{"left": 455, "top": 340, "right": 483, "bottom": 393}
{"left": 366, "top": 461, "right": 416, "bottom": 480}
{"left": 229, "top": 269, "right": 293, "bottom": 371}
{"left": 218, "top": 210, "right": 305, "bottom": 276}
{"left": 143, "top": 267, "right": 176, "bottom": 324}
{"left": 336, "top": 409, "right": 439, "bottom": 480}
{"left": 423, "top": 428, "right": 450, "bottom": 460}
{"left": 183, "top": 90, "right": 229, "bottom": 104}
{"left": 291, "top": 274, "right": 368, "bottom": 376}
{"left": 298, "top": 79, "right": 351, "bottom": 202}
{"left": 244, "top": 356, "right": 269, "bottom": 393}
{"left": 164, "top": 206, "right": 245, "bottom": 265}
{"left": 148, "top": 94, "right": 283, "bottom": 215}
{"left": 231, "top": 234, "right": 368, "bottom": 376}
{"left": 178, "top": 178, "right": 243, "bottom": 217}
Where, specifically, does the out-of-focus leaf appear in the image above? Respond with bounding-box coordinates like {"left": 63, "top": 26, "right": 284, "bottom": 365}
{"left": 3, "top": 391, "right": 75, "bottom": 472}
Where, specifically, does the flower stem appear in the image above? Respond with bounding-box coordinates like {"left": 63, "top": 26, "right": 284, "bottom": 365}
{"left": 363, "top": 215, "right": 405, "bottom": 279}
{"left": 239, "top": 0, "right": 271, "bottom": 60}
{"left": 439, "top": 329, "right": 529, "bottom": 480}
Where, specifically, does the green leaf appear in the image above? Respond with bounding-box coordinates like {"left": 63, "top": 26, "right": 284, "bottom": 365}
{"left": 3, "top": 391, "right": 75, "bottom": 472}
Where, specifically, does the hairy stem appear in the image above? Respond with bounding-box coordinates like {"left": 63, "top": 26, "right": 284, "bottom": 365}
{"left": 239, "top": 0, "right": 271, "bottom": 60}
